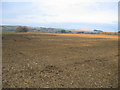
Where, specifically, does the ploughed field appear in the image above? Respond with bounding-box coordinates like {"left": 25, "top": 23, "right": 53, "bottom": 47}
{"left": 2, "top": 33, "right": 118, "bottom": 88}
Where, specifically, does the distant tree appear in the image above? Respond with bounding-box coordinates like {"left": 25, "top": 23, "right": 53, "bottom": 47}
{"left": 23, "top": 26, "right": 28, "bottom": 32}
{"left": 16, "top": 26, "right": 23, "bottom": 32}
{"left": 68, "top": 31, "right": 72, "bottom": 33}
{"left": 61, "top": 30, "right": 66, "bottom": 33}
{"left": 16, "top": 26, "right": 28, "bottom": 32}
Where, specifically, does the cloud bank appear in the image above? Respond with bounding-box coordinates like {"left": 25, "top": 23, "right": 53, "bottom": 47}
{"left": 2, "top": 0, "right": 118, "bottom": 32}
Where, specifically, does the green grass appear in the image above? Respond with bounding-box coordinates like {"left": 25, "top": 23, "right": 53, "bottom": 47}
{"left": 2, "top": 31, "right": 15, "bottom": 34}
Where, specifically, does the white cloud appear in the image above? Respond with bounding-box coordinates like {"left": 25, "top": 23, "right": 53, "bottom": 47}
{"left": 30, "top": 0, "right": 118, "bottom": 24}
{"left": 2, "top": 0, "right": 118, "bottom": 24}
{"left": 2, "top": 0, "right": 119, "bottom": 2}
{"left": 45, "top": 12, "right": 117, "bottom": 24}
{"left": 3, "top": 15, "right": 46, "bottom": 24}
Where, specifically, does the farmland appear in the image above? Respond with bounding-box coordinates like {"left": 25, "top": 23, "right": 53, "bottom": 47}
{"left": 2, "top": 31, "right": 15, "bottom": 34}
{"left": 2, "top": 33, "right": 118, "bottom": 88}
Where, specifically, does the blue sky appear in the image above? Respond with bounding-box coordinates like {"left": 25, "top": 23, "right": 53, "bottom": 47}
{"left": 2, "top": 0, "right": 119, "bottom": 32}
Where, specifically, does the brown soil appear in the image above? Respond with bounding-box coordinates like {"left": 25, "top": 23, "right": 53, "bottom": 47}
{"left": 2, "top": 33, "right": 118, "bottom": 88}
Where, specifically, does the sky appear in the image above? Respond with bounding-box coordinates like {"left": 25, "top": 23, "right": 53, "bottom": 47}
{"left": 1, "top": 0, "right": 119, "bottom": 32}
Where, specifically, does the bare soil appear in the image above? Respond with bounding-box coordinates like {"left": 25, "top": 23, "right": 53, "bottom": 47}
{"left": 2, "top": 33, "right": 118, "bottom": 88}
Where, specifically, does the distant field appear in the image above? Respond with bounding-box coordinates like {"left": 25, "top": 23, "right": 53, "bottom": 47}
{"left": 16, "top": 32, "right": 118, "bottom": 40}
{"left": 100, "top": 32, "right": 119, "bottom": 35}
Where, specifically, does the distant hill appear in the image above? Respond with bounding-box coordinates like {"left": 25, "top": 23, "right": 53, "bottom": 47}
{"left": 1, "top": 25, "right": 103, "bottom": 34}
{"left": 1, "top": 25, "right": 19, "bottom": 31}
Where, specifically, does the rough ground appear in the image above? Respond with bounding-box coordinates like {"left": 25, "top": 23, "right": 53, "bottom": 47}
{"left": 2, "top": 34, "right": 118, "bottom": 88}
